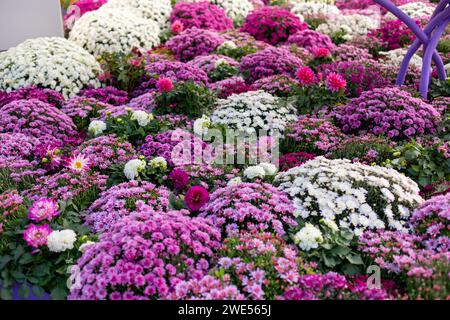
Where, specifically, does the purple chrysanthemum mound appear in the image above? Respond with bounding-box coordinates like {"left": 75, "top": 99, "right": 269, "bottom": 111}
{"left": 241, "top": 6, "right": 308, "bottom": 45}
{"left": 133, "top": 58, "right": 209, "bottom": 96}
{"left": 61, "top": 96, "right": 113, "bottom": 125}
{"left": 166, "top": 27, "right": 225, "bottom": 62}
{"left": 80, "top": 86, "right": 129, "bottom": 106}
{"left": 0, "top": 99, "right": 77, "bottom": 144}
{"left": 138, "top": 129, "right": 208, "bottom": 167}
{"left": 0, "top": 133, "right": 38, "bottom": 160}
{"left": 85, "top": 180, "right": 170, "bottom": 234}
{"left": 287, "top": 29, "right": 335, "bottom": 52}
{"left": 410, "top": 193, "right": 450, "bottom": 253}
{"left": 69, "top": 207, "right": 221, "bottom": 300}
{"left": 76, "top": 134, "right": 136, "bottom": 171}
{"left": 200, "top": 182, "right": 298, "bottom": 237}
{"left": 252, "top": 75, "right": 297, "bottom": 97}
{"left": 335, "top": 87, "right": 441, "bottom": 140}
{"left": 190, "top": 54, "right": 239, "bottom": 75}
{"left": 170, "top": 1, "right": 233, "bottom": 32}
{"left": 240, "top": 47, "right": 303, "bottom": 83}
{"left": 0, "top": 86, "right": 64, "bottom": 108}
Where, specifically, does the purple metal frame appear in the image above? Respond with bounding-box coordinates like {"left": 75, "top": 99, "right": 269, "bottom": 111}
{"left": 373, "top": 0, "right": 450, "bottom": 99}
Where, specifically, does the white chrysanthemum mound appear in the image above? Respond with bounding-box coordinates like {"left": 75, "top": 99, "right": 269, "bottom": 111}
{"left": 211, "top": 0, "right": 254, "bottom": 24}
{"left": 0, "top": 37, "right": 101, "bottom": 99}
{"left": 291, "top": 2, "right": 340, "bottom": 20}
{"left": 211, "top": 90, "right": 298, "bottom": 134}
{"left": 316, "top": 14, "right": 379, "bottom": 41}
{"left": 380, "top": 48, "right": 422, "bottom": 70}
{"left": 290, "top": 0, "right": 336, "bottom": 4}
{"left": 385, "top": 2, "right": 436, "bottom": 20}
{"left": 275, "top": 157, "right": 423, "bottom": 236}
{"left": 102, "top": 0, "right": 172, "bottom": 30}
{"left": 69, "top": 8, "right": 161, "bottom": 57}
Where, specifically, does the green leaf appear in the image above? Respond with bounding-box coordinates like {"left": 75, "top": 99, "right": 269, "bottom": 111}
{"left": 0, "top": 255, "right": 12, "bottom": 269}
{"left": 342, "top": 263, "right": 361, "bottom": 275}
{"left": 346, "top": 254, "right": 364, "bottom": 265}
{"left": 51, "top": 285, "right": 68, "bottom": 300}
{"left": 0, "top": 288, "right": 12, "bottom": 300}
{"left": 32, "top": 285, "right": 45, "bottom": 298}
{"left": 18, "top": 283, "right": 30, "bottom": 299}
{"left": 323, "top": 255, "right": 338, "bottom": 267}
{"left": 331, "top": 245, "right": 351, "bottom": 256}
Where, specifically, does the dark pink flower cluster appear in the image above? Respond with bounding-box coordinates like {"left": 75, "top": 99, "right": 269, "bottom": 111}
{"left": 335, "top": 87, "right": 441, "bottom": 140}
{"left": 170, "top": 1, "right": 233, "bottom": 32}
{"left": 0, "top": 99, "right": 77, "bottom": 145}
{"left": 0, "top": 86, "right": 64, "bottom": 108}
{"left": 69, "top": 207, "right": 221, "bottom": 300}
{"left": 76, "top": 134, "right": 136, "bottom": 171}
{"left": 240, "top": 47, "right": 303, "bottom": 83}
{"left": 208, "top": 77, "right": 253, "bottom": 98}
{"left": 252, "top": 75, "right": 297, "bottom": 97}
{"left": 241, "top": 6, "right": 307, "bottom": 45}
{"left": 369, "top": 18, "right": 421, "bottom": 51}
{"left": 85, "top": 180, "right": 171, "bottom": 233}
{"left": 279, "top": 152, "right": 316, "bottom": 172}
{"left": 80, "top": 86, "right": 129, "bottom": 106}
{"left": 287, "top": 30, "right": 335, "bottom": 53}
{"left": 200, "top": 182, "right": 297, "bottom": 237}
{"left": 166, "top": 28, "right": 225, "bottom": 62}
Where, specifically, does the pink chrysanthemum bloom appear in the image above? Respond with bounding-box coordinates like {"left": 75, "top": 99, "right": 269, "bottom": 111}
{"left": 67, "top": 154, "right": 90, "bottom": 172}
{"left": 156, "top": 77, "right": 174, "bottom": 92}
{"left": 313, "top": 47, "right": 331, "bottom": 58}
{"left": 23, "top": 224, "right": 53, "bottom": 248}
{"left": 28, "top": 198, "right": 59, "bottom": 222}
{"left": 326, "top": 73, "right": 347, "bottom": 92}
{"left": 171, "top": 20, "right": 184, "bottom": 34}
{"left": 185, "top": 186, "right": 209, "bottom": 212}
{"left": 296, "top": 66, "right": 316, "bottom": 86}
{"left": 169, "top": 168, "right": 190, "bottom": 190}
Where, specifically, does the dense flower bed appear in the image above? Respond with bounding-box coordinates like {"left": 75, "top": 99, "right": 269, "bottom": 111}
{"left": 0, "top": 0, "right": 448, "bottom": 301}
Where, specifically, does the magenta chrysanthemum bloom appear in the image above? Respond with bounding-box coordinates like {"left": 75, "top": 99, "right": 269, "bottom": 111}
{"left": 69, "top": 208, "right": 221, "bottom": 300}
{"left": 241, "top": 6, "right": 307, "bottom": 45}
{"left": 313, "top": 47, "right": 331, "bottom": 58}
{"left": 23, "top": 224, "right": 53, "bottom": 248}
{"left": 325, "top": 73, "right": 347, "bottom": 92}
{"left": 185, "top": 186, "right": 210, "bottom": 212}
{"left": 28, "top": 198, "right": 60, "bottom": 222}
{"left": 80, "top": 86, "right": 129, "bottom": 106}
{"left": 287, "top": 29, "right": 335, "bottom": 53}
{"left": 169, "top": 168, "right": 190, "bottom": 191}
{"left": 171, "top": 20, "right": 184, "bottom": 34}
{"left": 170, "top": 1, "right": 233, "bottom": 32}
{"left": 200, "top": 182, "right": 297, "bottom": 237}
{"left": 156, "top": 77, "right": 174, "bottom": 92}
{"left": 0, "top": 86, "right": 64, "bottom": 108}
{"left": 296, "top": 66, "right": 316, "bottom": 86}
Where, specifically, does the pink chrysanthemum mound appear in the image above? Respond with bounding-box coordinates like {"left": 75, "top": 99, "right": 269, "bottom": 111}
{"left": 69, "top": 207, "right": 221, "bottom": 300}
{"left": 287, "top": 29, "right": 335, "bottom": 53}
{"left": 0, "top": 99, "right": 77, "bottom": 145}
{"left": 170, "top": 1, "right": 233, "bottom": 32}
{"left": 335, "top": 87, "right": 441, "bottom": 140}
{"left": 0, "top": 86, "right": 64, "bottom": 108}
{"left": 241, "top": 6, "right": 307, "bottom": 45}
{"left": 165, "top": 28, "right": 225, "bottom": 62}
{"left": 200, "top": 182, "right": 297, "bottom": 237}
{"left": 85, "top": 180, "right": 171, "bottom": 233}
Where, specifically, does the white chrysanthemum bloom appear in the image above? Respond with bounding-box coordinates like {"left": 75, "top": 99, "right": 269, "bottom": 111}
{"left": 219, "top": 40, "right": 237, "bottom": 50}
{"left": 211, "top": 91, "right": 297, "bottom": 134}
{"left": 103, "top": 0, "right": 172, "bottom": 30}
{"left": 149, "top": 156, "right": 168, "bottom": 170}
{"left": 210, "top": 0, "right": 254, "bottom": 25}
{"left": 131, "top": 110, "right": 153, "bottom": 127}
{"left": 380, "top": 49, "right": 422, "bottom": 70}
{"left": 69, "top": 8, "right": 161, "bottom": 57}
{"left": 317, "top": 14, "right": 379, "bottom": 41}
{"left": 290, "top": 0, "right": 335, "bottom": 4}
{"left": 193, "top": 115, "right": 212, "bottom": 136}
{"left": 244, "top": 165, "right": 266, "bottom": 180}
{"left": 0, "top": 37, "right": 101, "bottom": 99}
{"left": 291, "top": 2, "right": 340, "bottom": 20}
{"left": 227, "top": 176, "right": 243, "bottom": 186}
{"left": 385, "top": 2, "right": 436, "bottom": 20}
{"left": 322, "top": 218, "right": 339, "bottom": 232}
{"left": 79, "top": 241, "right": 95, "bottom": 253}
{"left": 445, "top": 63, "right": 450, "bottom": 74}
{"left": 275, "top": 157, "right": 423, "bottom": 235}
{"left": 88, "top": 120, "right": 107, "bottom": 136}
{"left": 259, "top": 162, "right": 278, "bottom": 176}
{"left": 214, "top": 58, "right": 229, "bottom": 68}
{"left": 47, "top": 230, "right": 77, "bottom": 253}
{"left": 293, "top": 223, "right": 323, "bottom": 251}
{"left": 124, "top": 159, "right": 146, "bottom": 180}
